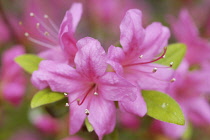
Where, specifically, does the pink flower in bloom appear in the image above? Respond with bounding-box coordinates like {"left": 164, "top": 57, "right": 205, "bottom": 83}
{"left": 31, "top": 37, "right": 138, "bottom": 139}
{"left": 0, "top": 46, "right": 26, "bottom": 105}
{"left": 152, "top": 61, "right": 210, "bottom": 138}
{"left": 23, "top": 3, "right": 82, "bottom": 66}
{"left": 169, "top": 9, "right": 210, "bottom": 65}
{"left": 107, "top": 9, "right": 174, "bottom": 117}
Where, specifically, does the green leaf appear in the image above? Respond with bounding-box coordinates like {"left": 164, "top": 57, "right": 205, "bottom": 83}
{"left": 15, "top": 54, "right": 43, "bottom": 74}
{"left": 85, "top": 118, "right": 94, "bottom": 132}
{"left": 156, "top": 43, "right": 186, "bottom": 69}
{"left": 31, "top": 89, "right": 65, "bottom": 108}
{"left": 142, "top": 90, "right": 185, "bottom": 125}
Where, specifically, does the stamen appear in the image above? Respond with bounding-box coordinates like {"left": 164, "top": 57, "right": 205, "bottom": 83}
{"left": 139, "top": 55, "right": 143, "bottom": 59}
{"left": 124, "top": 47, "right": 167, "bottom": 67}
{"left": 152, "top": 67, "right": 158, "bottom": 73}
{"left": 19, "top": 21, "right": 23, "bottom": 25}
{"left": 36, "top": 23, "right": 40, "bottom": 28}
{"left": 64, "top": 93, "right": 68, "bottom": 96}
{"left": 163, "top": 55, "right": 166, "bottom": 58}
{"left": 25, "top": 33, "right": 55, "bottom": 49}
{"left": 94, "top": 92, "right": 98, "bottom": 95}
{"left": 77, "top": 87, "right": 94, "bottom": 106}
{"left": 65, "top": 103, "right": 69, "bottom": 107}
{"left": 30, "top": 12, "right": 35, "bottom": 17}
{"left": 44, "top": 14, "right": 49, "bottom": 19}
{"left": 85, "top": 109, "right": 90, "bottom": 116}
{"left": 170, "top": 62, "right": 173, "bottom": 67}
{"left": 44, "top": 31, "right": 50, "bottom": 36}
{"left": 170, "top": 78, "right": 176, "bottom": 83}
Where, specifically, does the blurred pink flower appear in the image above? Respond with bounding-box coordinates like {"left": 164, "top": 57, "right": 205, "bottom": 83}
{"left": 32, "top": 114, "right": 59, "bottom": 134}
{"left": 107, "top": 9, "right": 174, "bottom": 117}
{"left": 118, "top": 111, "right": 140, "bottom": 130}
{"left": 0, "top": 45, "right": 26, "bottom": 105}
{"left": 152, "top": 60, "right": 210, "bottom": 138}
{"left": 169, "top": 9, "right": 210, "bottom": 65}
{"left": 31, "top": 37, "right": 138, "bottom": 139}
{"left": 9, "top": 130, "right": 41, "bottom": 140}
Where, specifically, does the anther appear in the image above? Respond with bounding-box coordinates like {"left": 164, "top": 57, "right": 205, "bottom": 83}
{"left": 24, "top": 32, "right": 29, "bottom": 37}
{"left": 170, "top": 62, "right": 173, "bottom": 67}
{"left": 19, "top": 21, "right": 23, "bottom": 25}
{"left": 170, "top": 78, "right": 176, "bottom": 83}
{"left": 44, "top": 31, "right": 50, "bottom": 36}
{"left": 64, "top": 93, "right": 68, "bottom": 96}
{"left": 163, "top": 55, "right": 166, "bottom": 58}
{"left": 36, "top": 23, "right": 40, "bottom": 28}
{"left": 65, "top": 103, "right": 69, "bottom": 107}
{"left": 94, "top": 92, "right": 98, "bottom": 95}
{"left": 30, "top": 12, "right": 35, "bottom": 17}
{"left": 139, "top": 55, "right": 143, "bottom": 59}
{"left": 85, "top": 109, "right": 90, "bottom": 116}
{"left": 152, "top": 67, "right": 158, "bottom": 73}
{"left": 44, "top": 14, "right": 49, "bottom": 19}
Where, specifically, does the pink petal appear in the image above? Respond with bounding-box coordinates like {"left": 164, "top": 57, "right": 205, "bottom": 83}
{"left": 69, "top": 3, "right": 83, "bottom": 32}
{"left": 107, "top": 45, "right": 125, "bottom": 63}
{"left": 119, "top": 90, "right": 147, "bottom": 117}
{"left": 88, "top": 96, "right": 116, "bottom": 140}
{"left": 98, "top": 72, "right": 137, "bottom": 102}
{"left": 75, "top": 37, "right": 107, "bottom": 79}
{"left": 69, "top": 96, "right": 88, "bottom": 135}
{"left": 59, "top": 3, "right": 82, "bottom": 66}
{"left": 125, "top": 64, "right": 174, "bottom": 92}
{"left": 185, "top": 98, "right": 210, "bottom": 125}
{"left": 31, "top": 60, "right": 85, "bottom": 93}
{"left": 141, "top": 22, "right": 170, "bottom": 58}
{"left": 120, "top": 9, "right": 145, "bottom": 57}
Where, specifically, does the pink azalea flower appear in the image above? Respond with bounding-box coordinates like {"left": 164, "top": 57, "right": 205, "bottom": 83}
{"left": 107, "top": 9, "right": 174, "bottom": 117}
{"left": 0, "top": 45, "right": 26, "bottom": 105}
{"left": 22, "top": 2, "right": 82, "bottom": 66}
{"left": 169, "top": 9, "right": 210, "bottom": 65}
{"left": 152, "top": 60, "right": 210, "bottom": 138}
{"left": 31, "top": 37, "right": 138, "bottom": 139}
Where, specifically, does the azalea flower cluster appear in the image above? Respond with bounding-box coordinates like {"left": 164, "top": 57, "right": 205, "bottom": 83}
{"left": 0, "top": 0, "right": 210, "bottom": 140}
{"left": 29, "top": 3, "right": 175, "bottom": 139}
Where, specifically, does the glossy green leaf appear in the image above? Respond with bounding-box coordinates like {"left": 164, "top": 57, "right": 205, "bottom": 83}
{"left": 156, "top": 43, "right": 186, "bottom": 69}
{"left": 142, "top": 90, "right": 185, "bottom": 125}
{"left": 85, "top": 118, "right": 94, "bottom": 132}
{"left": 31, "top": 89, "right": 65, "bottom": 108}
{"left": 15, "top": 54, "right": 43, "bottom": 74}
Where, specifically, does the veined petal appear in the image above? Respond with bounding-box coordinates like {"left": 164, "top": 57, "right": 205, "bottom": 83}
{"left": 75, "top": 37, "right": 107, "bottom": 79}
{"left": 31, "top": 60, "right": 85, "bottom": 93}
{"left": 107, "top": 45, "right": 125, "bottom": 63}
{"left": 120, "top": 9, "right": 145, "bottom": 57}
{"left": 59, "top": 3, "right": 82, "bottom": 66}
{"left": 98, "top": 72, "right": 137, "bottom": 102}
{"left": 141, "top": 22, "right": 170, "bottom": 58}
{"left": 69, "top": 97, "right": 87, "bottom": 135}
{"left": 125, "top": 63, "right": 174, "bottom": 92}
{"left": 88, "top": 96, "right": 116, "bottom": 140}
{"left": 70, "top": 3, "right": 83, "bottom": 32}
{"left": 119, "top": 90, "right": 147, "bottom": 117}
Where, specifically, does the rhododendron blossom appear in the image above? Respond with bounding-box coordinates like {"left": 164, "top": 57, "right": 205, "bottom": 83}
{"left": 107, "top": 9, "right": 174, "bottom": 117}
{"left": 32, "top": 37, "right": 138, "bottom": 139}
{"left": 23, "top": 3, "right": 82, "bottom": 66}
